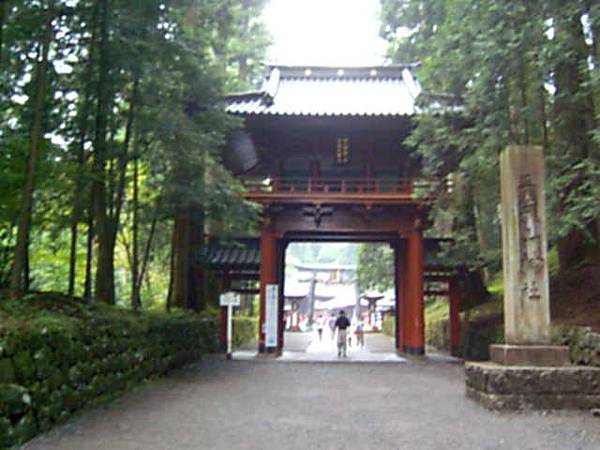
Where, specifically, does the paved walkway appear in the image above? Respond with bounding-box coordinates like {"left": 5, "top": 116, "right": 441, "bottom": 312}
{"left": 236, "top": 332, "right": 456, "bottom": 363}
{"left": 24, "top": 359, "right": 600, "bottom": 449}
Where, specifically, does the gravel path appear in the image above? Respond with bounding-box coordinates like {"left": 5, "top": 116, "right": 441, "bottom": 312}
{"left": 24, "top": 359, "right": 600, "bottom": 450}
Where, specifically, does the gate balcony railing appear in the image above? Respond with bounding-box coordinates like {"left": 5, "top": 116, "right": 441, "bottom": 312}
{"left": 241, "top": 176, "right": 438, "bottom": 200}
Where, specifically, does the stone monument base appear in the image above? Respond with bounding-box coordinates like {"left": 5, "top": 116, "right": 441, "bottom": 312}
{"left": 490, "top": 344, "right": 570, "bottom": 366}
{"left": 465, "top": 362, "right": 600, "bottom": 410}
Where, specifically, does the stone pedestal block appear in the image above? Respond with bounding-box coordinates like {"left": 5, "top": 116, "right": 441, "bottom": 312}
{"left": 490, "top": 344, "right": 570, "bottom": 367}
{"left": 465, "top": 362, "right": 600, "bottom": 410}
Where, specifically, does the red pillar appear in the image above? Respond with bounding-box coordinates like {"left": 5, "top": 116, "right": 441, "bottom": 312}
{"left": 395, "top": 240, "right": 407, "bottom": 351}
{"left": 449, "top": 276, "right": 462, "bottom": 357}
{"left": 404, "top": 228, "right": 425, "bottom": 354}
{"left": 259, "top": 224, "right": 277, "bottom": 352}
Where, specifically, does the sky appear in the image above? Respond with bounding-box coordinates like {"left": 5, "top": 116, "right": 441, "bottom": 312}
{"left": 262, "top": 0, "right": 389, "bottom": 66}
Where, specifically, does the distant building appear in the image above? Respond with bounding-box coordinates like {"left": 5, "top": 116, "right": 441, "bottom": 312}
{"left": 284, "top": 262, "right": 364, "bottom": 330}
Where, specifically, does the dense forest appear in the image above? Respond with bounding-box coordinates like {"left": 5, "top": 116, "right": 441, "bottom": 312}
{"left": 0, "top": 0, "right": 269, "bottom": 309}
{"left": 380, "top": 0, "right": 600, "bottom": 290}
{"left": 2, "top": 0, "right": 599, "bottom": 314}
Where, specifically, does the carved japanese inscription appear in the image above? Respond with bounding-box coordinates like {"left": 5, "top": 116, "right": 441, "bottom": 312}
{"left": 500, "top": 145, "right": 551, "bottom": 344}
{"left": 518, "top": 174, "right": 543, "bottom": 302}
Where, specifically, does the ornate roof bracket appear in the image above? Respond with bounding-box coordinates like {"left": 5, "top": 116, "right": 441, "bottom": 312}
{"left": 302, "top": 204, "right": 334, "bottom": 227}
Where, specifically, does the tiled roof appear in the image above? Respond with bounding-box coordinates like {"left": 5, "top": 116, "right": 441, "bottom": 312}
{"left": 201, "top": 238, "right": 260, "bottom": 270}
{"left": 201, "top": 237, "right": 459, "bottom": 272}
{"left": 225, "top": 65, "right": 421, "bottom": 117}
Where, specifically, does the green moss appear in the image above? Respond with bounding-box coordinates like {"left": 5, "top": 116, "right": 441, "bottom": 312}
{"left": 487, "top": 272, "right": 504, "bottom": 297}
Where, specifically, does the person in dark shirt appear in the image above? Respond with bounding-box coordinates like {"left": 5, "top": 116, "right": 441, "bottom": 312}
{"left": 334, "top": 310, "right": 351, "bottom": 357}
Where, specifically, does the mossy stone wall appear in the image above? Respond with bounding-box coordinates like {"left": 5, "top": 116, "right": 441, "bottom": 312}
{"left": 0, "top": 302, "right": 217, "bottom": 448}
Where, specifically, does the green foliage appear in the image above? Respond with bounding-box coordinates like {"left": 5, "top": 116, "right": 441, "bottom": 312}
{"left": 0, "top": 0, "right": 269, "bottom": 304}
{"left": 356, "top": 243, "right": 394, "bottom": 294}
{"left": 424, "top": 299, "right": 449, "bottom": 350}
{"left": 0, "top": 293, "right": 217, "bottom": 447}
{"left": 552, "top": 325, "right": 600, "bottom": 367}
{"left": 487, "top": 272, "right": 504, "bottom": 298}
{"left": 380, "top": 0, "right": 600, "bottom": 275}
{"left": 382, "top": 315, "right": 395, "bottom": 339}
{"left": 232, "top": 316, "right": 257, "bottom": 348}
{"left": 547, "top": 246, "right": 559, "bottom": 278}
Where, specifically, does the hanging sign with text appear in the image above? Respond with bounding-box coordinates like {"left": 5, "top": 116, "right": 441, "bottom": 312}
{"left": 265, "top": 284, "right": 278, "bottom": 348}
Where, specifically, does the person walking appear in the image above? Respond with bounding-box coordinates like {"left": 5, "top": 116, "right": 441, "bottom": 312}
{"left": 355, "top": 317, "right": 365, "bottom": 348}
{"left": 328, "top": 314, "right": 336, "bottom": 339}
{"left": 334, "top": 310, "right": 351, "bottom": 358}
{"left": 315, "top": 314, "right": 326, "bottom": 341}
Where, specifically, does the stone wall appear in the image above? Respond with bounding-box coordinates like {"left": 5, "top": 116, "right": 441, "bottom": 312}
{"left": 425, "top": 316, "right": 600, "bottom": 366}
{"left": 465, "top": 362, "right": 600, "bottom": 410}
{"left": 0, "top": 305, "right": 217, "bottom": 448}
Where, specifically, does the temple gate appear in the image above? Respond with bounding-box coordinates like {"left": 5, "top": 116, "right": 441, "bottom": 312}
{"left": 218, "top": 65, "right": 461, "bottom": 355}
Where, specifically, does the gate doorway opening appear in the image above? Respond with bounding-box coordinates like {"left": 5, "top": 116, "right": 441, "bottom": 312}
{"left": 206, "top": 235, "right": 463, "bottom": 358}
{"left": 282, "top": 241, "right": 397, "bottom": 356}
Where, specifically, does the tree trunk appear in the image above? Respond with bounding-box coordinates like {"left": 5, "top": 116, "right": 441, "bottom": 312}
{"left": 9, "top": 0, "right": 55, "bottom": 298}
{"left": 187, "top": 206, "right": 204, "bottom": 311}
{"left": 83, "top": 189, "right": 94, "bottom": 301}
{"left": 92, "top": 0, "right": 113, "bottom": 303}
{"left": 131, "top": 155, "right": 140, "bottom": 309}
{"left": 24, "top": 235, "right": 30, "bottom": 291}
{"left": 68, "top": 29, "right": 97, "bottom": 297}
{"left": 136, "top": 216, "right": 157, "bottom": 308}
{"left": 99, "top": 75, "right": 137, "bottom": 305}
{"left": 172, "top": 207, "right": 191, "bottom": 309}
{"left": 166, "top": 223, "right": 176, "bottom": 311}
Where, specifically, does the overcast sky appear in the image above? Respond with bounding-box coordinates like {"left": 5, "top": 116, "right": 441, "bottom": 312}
{"left": 262, "top": 0, "right": 388, "bottom": 66}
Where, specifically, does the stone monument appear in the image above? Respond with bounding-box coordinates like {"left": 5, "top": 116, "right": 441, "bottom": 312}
{"left": 465, "top": 145, "right": 600, "bottom": 410}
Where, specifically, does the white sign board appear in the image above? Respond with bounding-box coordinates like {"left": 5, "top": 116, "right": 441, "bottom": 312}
{"left": 219, "top": 292, "right": 240, "bottom": 307}
{"left": 265, "top": 284, "right": 278, "bottom": 348}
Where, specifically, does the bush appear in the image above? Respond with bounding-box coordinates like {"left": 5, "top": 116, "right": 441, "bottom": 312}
{"left": 0, "top": 294, "right": 217, "bottom": 448}
{"left": 232, "top": 316, "right": 257, "bottom": 348}
{"left": 552, "top": 325, "right": 600, "bottom": 367}
{"left": 382, "top": 315, "right": 395, "bottom": 339}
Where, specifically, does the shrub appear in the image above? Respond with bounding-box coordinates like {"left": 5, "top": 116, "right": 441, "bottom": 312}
{"left": 0, "top": 294, "right": 217, "bottom": 448}
{"left": 382, "top": 315, "right": 395, "bottom": 339}
{"left": 232, "top": 316, "right": 257, "bottom": 348}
